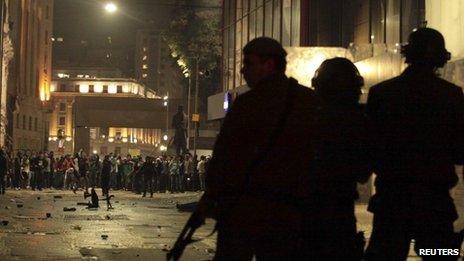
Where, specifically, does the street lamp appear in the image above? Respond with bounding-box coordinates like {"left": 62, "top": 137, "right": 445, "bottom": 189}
{"left": 163, "top": 93, "right": 169, "bottom": 150}
{"left": 104, "top": 2, "right": 118, "bottom": 13}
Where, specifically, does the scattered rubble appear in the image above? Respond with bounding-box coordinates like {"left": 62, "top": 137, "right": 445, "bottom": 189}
{"left": 72, "top": 225, "right": 82, "bottom": 230}
{"left": 1, "top": 220, "right": 9, "bottom": 226}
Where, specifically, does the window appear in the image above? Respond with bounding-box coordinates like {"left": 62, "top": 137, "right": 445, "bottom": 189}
{"left": 142, "top": 64, "right": 148, "bottom": 69}
{"left": 28, "top": 116, "right": 32, "bottom": 130}
{"left": 46, "top": 6, "right": 49, "bottom": 20}
{"left": 273, "top": 0, "right": 281, "bottom": 40}
{"left": 45, "top": 30, "right": 48, "bottom": 45}
{"left": 371, "top": 0, "right": 386, "bottom": 44}
{"left": 264, "top": 0, "right": 273, "bottom": 37}
{"left": 59, "top": 116, "right": 65, "bottom": 126}
{"left": 34, "top": 118, "right": 38, "bottom": 131}
{"left": 142, "top": 55, "right": 147, "bottom": 61}
{"left": 108, "top": 84, "right": 117, "bottom": 94}
{"left": 291, "top": 0, "right": 300, "bottom": 46}
{"left": 117, "top": 85, "right": 123, "bottom": 93}
{"left": 282, "top": 0, "right": 291, "bottom": 46}
{"left": 79, "top": 84, "right": 89, "bottom": 93}
{"left": 143, "top": 47, "right": 147, "bottom": 52}
{"left": 22, "top": 115, "right": 26, "bottom": 129}
{"left": 59, "top": 103, "right": 66, "bottom": 112}
{"left": 142, "top": 73, "right": 148, "bottom": 78}
{"left": 16, "top": 114, "right": 19, "bottom": 128}
{"left": 94, "top": 84, "right": 103, "bottom": 93}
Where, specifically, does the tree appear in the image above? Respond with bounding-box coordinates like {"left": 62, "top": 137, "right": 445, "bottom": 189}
{"left": 162, "top": 0, "right": 221, "bottom": 116}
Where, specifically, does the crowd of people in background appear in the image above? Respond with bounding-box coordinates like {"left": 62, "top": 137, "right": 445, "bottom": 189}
{"left": 0, "top": 148, "right": 211, "bottom": 197}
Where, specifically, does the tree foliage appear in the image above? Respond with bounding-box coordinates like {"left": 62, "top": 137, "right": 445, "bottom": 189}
{"left": 163, "top": 0, "right": 221, "bottom": 113}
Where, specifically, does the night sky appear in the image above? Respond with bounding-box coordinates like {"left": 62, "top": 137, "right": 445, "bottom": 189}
{"left": 53, "top": 0, "right": 174, "bottom": 76}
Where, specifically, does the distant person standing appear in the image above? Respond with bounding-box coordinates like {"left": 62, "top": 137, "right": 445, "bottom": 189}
{"left": 197, "top": 156, "right": 206, "bottom": 191}
{"left": 365, "top": 28, "right": 464, "bottom": 260}
{"left": 101, "top": 155, "right": 112, "bottom": 196}
{"left": 0, "top": 150, "right": 7, "bottom": 194}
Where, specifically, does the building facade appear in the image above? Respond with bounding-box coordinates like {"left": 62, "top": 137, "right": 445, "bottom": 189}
{"left": 221, "top": 0, "right": 430, "bottom": 93}
{"left": 49, "top": 77, "right": 165, "bottom": 156}
{"left": 1, "top": 0, "right": 54, "bottom": 152}
{"left": 217, "top": 0, "right": 464, "bottom": 202}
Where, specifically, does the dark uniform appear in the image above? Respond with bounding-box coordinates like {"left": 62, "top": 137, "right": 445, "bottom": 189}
{"left": 305, "top": 58, "right": 372, "bottom": 260}
{"left": 307, "top": 103, "right": 371, "bottom": 260}
{"left": 206, "top": 75, "right": 317, "bottom": 260}
{"left": 172, "top": 106, "right": 188, "bottom": 156}
{"left": 365, "top": 66, "right": 464, "bottom": 260}
{"left": 140, "top": 158, "right": 157, "bottom": 197}
{"left": 101, "top": 158, "right": 112, "bottom": 196}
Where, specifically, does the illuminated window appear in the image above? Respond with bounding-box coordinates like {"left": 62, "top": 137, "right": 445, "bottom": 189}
{"left": 132, "top": 86, "right": 138, "bottom": 94}
{"left": 122, "top": 85, "right": 130, "bottom": 93}
{"left": 108, "top": 84, "right": 117, "bottom": 94}
{"left": 143, "top": 47, "right": 147, "bottom": 52}
{"left": 142, "top": 64, "right": 148, "bottom": 69}
{"left": 79, "top": 84, "right": 89, "bottom": 93}
{"left": 142, "top": 74, "right": 148, "bottom": 78}
{"left": 94, "top": 84, "right": 103, "bottom": 93}
{"left": 142, "top": 55, "right": 147, "bottom": 61}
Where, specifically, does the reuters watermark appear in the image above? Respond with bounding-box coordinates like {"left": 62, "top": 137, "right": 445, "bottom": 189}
{"left": 418, "top": 249, "right": 460, "bottom": 256}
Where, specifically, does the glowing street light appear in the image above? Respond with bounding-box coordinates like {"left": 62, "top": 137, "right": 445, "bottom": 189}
{"left": 104, "top": 2, "right": 117, "bottom": 13}
{"left": 163, "top": 134, "right": 168, "bottom": 141}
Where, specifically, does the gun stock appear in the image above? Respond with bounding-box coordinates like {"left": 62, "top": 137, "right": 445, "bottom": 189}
{"left": 166, "top": 211, "right": 204, "bottom": 261}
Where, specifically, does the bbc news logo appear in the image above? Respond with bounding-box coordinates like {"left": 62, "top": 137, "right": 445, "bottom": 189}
{"left": 418, "top": 249, "right": 460, "bottom": 256}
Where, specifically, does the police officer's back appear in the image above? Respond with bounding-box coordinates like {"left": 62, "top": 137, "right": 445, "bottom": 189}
{"left": 307, "top": 58, "right": 371, "bottom": 260}
{"left": 202, "top": 37, "right": 317, "bottom": 260}
{"left": 365, "top": 28, "right": 464, "bottom": 261}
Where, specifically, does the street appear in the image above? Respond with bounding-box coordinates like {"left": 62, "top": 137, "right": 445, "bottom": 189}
{"left": 3, "top": 182, "right": 463, "bottom": 260}
{"left": 0, "top": 190, "right": 216, "bottom": 260}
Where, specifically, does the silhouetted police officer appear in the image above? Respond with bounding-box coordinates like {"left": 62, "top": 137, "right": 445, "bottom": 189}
{"left": 307, "top": 58, "right": 372, "bottom": 260}
{"left": 365, "top": 28, "right": 464, "bottom": 260}
{"left": 198, "top": 37, "right": 318, "bottom": 260}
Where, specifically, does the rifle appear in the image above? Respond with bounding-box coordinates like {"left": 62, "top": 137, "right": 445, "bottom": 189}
{"left": 166, "top": 209, "right": 205, "bottom": 261}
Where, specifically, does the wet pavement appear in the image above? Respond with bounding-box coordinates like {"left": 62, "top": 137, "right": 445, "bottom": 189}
{"left": 1, "top": 175, "right": 464, "bottom": 261}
